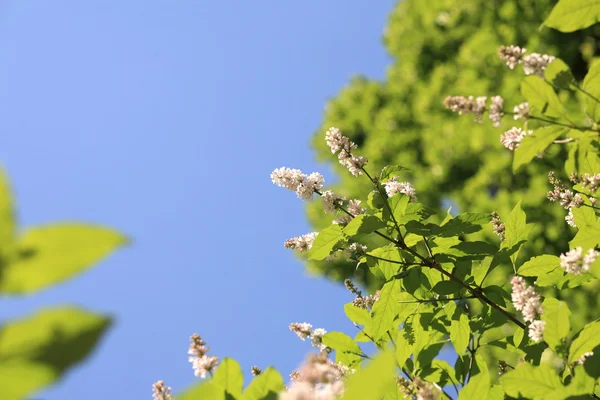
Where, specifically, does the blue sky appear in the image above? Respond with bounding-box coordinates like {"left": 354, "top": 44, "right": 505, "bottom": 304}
{"left": 0, "top": 1, "right": 405, "bottom": 398}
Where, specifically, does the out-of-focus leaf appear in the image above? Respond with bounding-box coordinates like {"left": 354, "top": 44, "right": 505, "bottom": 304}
{"left": 0, "top": 307, "right": 111, "bottom": 399}
{"left": 0, "top": 224, "right": 128, "bottom": 294}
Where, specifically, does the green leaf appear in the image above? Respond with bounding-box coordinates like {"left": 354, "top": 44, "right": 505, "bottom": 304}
{"left": 212, "top": 358, "right": 244, "bottom": 397}
{"left": 367, "top": 244, "right": 404, "bottom": 280}
{"left": 308, "top": 224, "right": 346, "bottom": 261}
{"left": 570, "top": 219, "right": 600, "bottom": 249}
{"left": 344, "top": 303, "right": 371, "bottom": 326}
{"left": 513, "top": 126, "right": 567, "bottom": 172}
{"left": 395, "top": 327, "right": 414, "bottom": 368}
{"left": 449, "top": 312, "right": 471, "bottom": 355}
{"left": 520, "top": 75, "right": 565, "bottom": 117}
{"left": 342, "top": 350, "right": 396, "bottom": 400}
{"left": 568, "top": 321, "right": 600, "bottom": 364}
{"left": 0, "top": 169, "right": 16, "bottom": 258}
{"left": 0, "top": 224, "right": 127, "bottom": 294}
{"left": 177, "top": 382, "right": 226, "bottom": 400}
{"left": 383, "top": 195, "right": 409, "bottom": 226}
{"left": 343, "top": 214, "right": 386, "bottom": 236}
{"left": 242, "top": 367, "right": 284, "bottom": 400}
{"left": 583, "top": 60, "right": 600, "bottom": 122}
{"left": 0, "top": 307, "right": 111, "bottom": 399}
{"left": 501, "top": 201, "right": 533, "bottom": 265}
{"left": 518, "top": 255, "right": 561, "bottom": 277}
{"left": 367, "top": 190, "right": 385, "bottom": 210}
{"left": 513, "top": 327, "right": 525, "bottom": 347}
{"left": 544, "top": 0, "right": 600, "bottom": 32}
{"left": 370, "top": 280, "right": 401, "bottom": 340}
{"left": 322, "top": 332, "right": 363, "bottom": 355}
{"left": 438, "top": 212, "right": 492, "bottom": 237}
{"left": 544, "top": 58, "right": 575, "bottom": 89}
{"left": 541, "top": 298, "right": 571, "bottom": 351}
{"left": 500, "top": 363, "right": 562, "bottom": 398}
{"left": 380, "top": 165, "right": 410, "bottom": 181}
{"left": 543, "top": 366, "right": 596, "bottom": 400}
{"left": 396, "top": 203, "right": 434, "bottom": 225}
{"left": 458, "top": 366, "right": 490, "bottom": 400}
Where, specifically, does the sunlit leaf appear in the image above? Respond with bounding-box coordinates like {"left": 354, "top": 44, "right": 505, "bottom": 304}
{"left": 0, "top": 224, "right": 128, "bottom": 294}
{"left": 500, "top": 363, "right": 562, "bottom": 398}
{"left": 0, "top": 307, "right": 111, "bottom": 399}
{"left": 242, "top": 367, "right": 284, "bottom": 400}
{"left": 212, "top": 357, "right": 244, "bottom": 397}
{"left": 308, "top": 224, "right": 346, "bottom": 261}
{"left": 544, "top": 0, "right": 600, "bottom": 32}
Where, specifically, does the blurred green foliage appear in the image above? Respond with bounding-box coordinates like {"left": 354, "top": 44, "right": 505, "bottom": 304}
{"left": 0, "top": 170, "right": 126, "bottom": 399}
{"left": 305, "top": 0, "right": 600, "bottom": 295}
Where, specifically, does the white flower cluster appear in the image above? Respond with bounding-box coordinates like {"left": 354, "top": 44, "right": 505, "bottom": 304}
{"left": 289, "top": 322, "right": 313, "bottom": 341}
{"left": 560, "top": 247, "right": 599, "bottom": 275}
{"left": 385, "top": 177, "right": 417, "bottom": 201}
{"left": 188, "top": 333, "right": 220, "bottom": 378}
{"left": 443, "top": 95, "right": 486, "bottom": 121}
{"left": 289, "top": 322, "right": 329, "bottom": 351}
{"left": 280, "top": 353, "right": 346, "bottom": 400}
{"left": 513, "top": 102, "right": 530, "bottom": 120}
{"left": 565, "top": 209, "right": 576, "bottom": 227}
{"left": 523, "top": 53, "right": 556, "bottom": 77}
{"left": 284, "top": 232, "right": 318, "bottom": 252}
{"left": 347, "top": 199, "right": 366, "bottom": 216}
{"left": 498, "top": 45, "right": 555, "bottom": 76}
{"left": 547, "top": 172, "right": 584, "bottom": 210}
{"left": 310, "top": 328, "right": 328, "bottom": 351}
{"left": 500, "top": 127, "right": 532, "bottom": 151}
{"left": 575, "top": 351, "right": 594, "bottom": 365}
{"left": 415, "top": 377, "right": 441, "bottom": 400}
{"left": 346, "top": 242, "right": 367, "bottom": 259}
{"left": 152, "top": 380, "right": 173, "bottom": 400}
{"left": 511, "top": 276, "right": 545, "bottom": 342}
{"left": 498, "top": 45, "right": 527, "bottom": 69}
{"left": 443, "top": 95, "right": 506, "bottom": 125}
{"left": 489, "top": 96, "right": 504, "bottom": 127}
{"left": 581, "top": 173, "right": 600, "bottom": 192}
{"left": 325, "top": 127, "right": 368, "bottom": 176}
{"left": 491, "top": 211, "right": 505, "bottom": 241}
{"left": 321, "top": 191, "right": 345, "bottom": 214}
{"left": 271, "top": 167, "right": 325, "bottom": 200}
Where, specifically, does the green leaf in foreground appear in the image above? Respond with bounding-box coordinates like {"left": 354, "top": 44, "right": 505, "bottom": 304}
{"left": 501, "top": 201, "right": 533, "bottom": 264}
{"left": 212, "top": 357, "right": 244, "bottom": 397}
{"left": 458, "top": 366, "right": 490, "bottom": 400}
{"left": 177, "top": 382, "right": 226, "bottom": 400}
{"left": 341, "top": 350, "right": 396, "bottom": 400}
{"left": 500, "top": 363, "right": 562, "bottom": 398}
{"left": 512, "top": 126, "right": 567, "bottom": 172}
{"left": 242, "top": 367, "right": 284, "bottom": 400}
{"left": 0, "top": 224, "right": 128, "bottom": 294}
{"left": 370, "top": 280, "right": 401, "bottom": 340}
{"left": 520, "top": 75, "right": 565, "bottom": 117}
{"left": 544, "top": 58, "right": 574, "bottom": 89}
{"left": 343, "top": 214, "right": 385, "bottom": 236}
{"left": 541, "top": 298, "right": 571, "bottom": 351}
{"left": 568, "top": 321, "right": 600, "bottom": 364}
{"left": 322, "top": 332, "right": 363, "bottom": 355}
{"left": 308, "top": 224, "right": 346, "bottom": 261}
{"left": 544, "top": 0, "right": 600, "bottom": 32}
{"left": 0, "top": 307, "right": 111, "bottom": 400}
{"left": 583, "top": 60, "right": 600, "bottom": 123}
{"left": 518, "top": 255, "right": 560, "bottom": 277}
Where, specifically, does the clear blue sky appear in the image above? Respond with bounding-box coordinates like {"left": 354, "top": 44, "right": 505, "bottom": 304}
{"left": 0, "top": 1, "right": 453, "bottom": 399}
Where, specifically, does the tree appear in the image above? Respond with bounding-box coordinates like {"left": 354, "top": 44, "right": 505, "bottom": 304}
{"left": 305, "top": 0, "right": 600, "bottom": 293}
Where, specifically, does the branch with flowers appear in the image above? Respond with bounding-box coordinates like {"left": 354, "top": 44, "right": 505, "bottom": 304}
{"left": 151, "top": 3, "right": 600, "bottom": 399}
